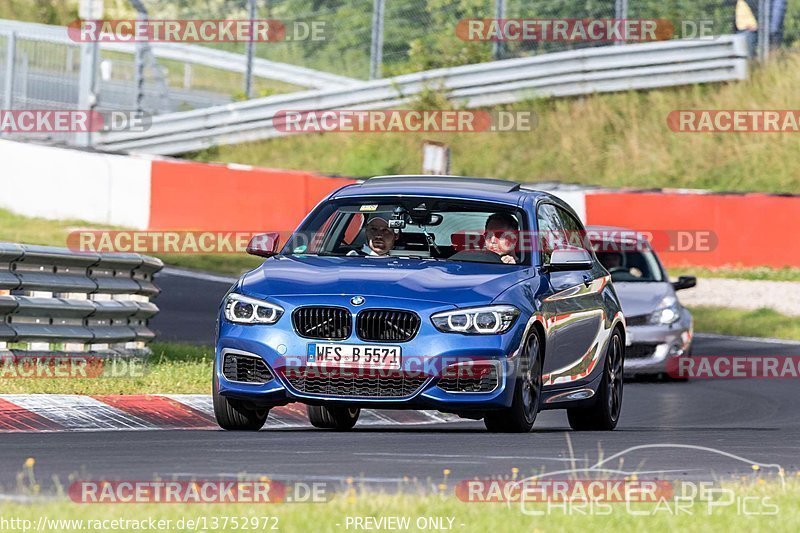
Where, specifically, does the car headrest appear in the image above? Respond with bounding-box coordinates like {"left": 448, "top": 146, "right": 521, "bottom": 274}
{"left": 450, "top": 232, "right": 484, "bottom": 251}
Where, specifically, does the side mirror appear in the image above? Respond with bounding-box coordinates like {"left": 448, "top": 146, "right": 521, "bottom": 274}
{"left": 546, "top": 246, "right": 593, "bottom": 272}
{"left": 672, "top": 275, "right": 697, "bottom": 291}
{"left": 246, "top": 232, "right": 281, "bottom": 258}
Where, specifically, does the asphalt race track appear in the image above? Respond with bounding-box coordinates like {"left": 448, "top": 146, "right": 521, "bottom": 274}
{"left": 3, "top": 268, "right": 796, "bottom": 492}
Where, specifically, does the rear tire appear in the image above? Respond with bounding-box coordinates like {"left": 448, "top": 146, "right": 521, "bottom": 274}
{"left": 213, "top": 376, "right": 269, "bottom": 431}
{"left": 307, "top": 405, "right": 360, "bottom": 430}
{"left": 484, "top": 331, "right": 543, "bottom": 433}
{"left": 567, "top": 329, "right": 624, "bottom": 431}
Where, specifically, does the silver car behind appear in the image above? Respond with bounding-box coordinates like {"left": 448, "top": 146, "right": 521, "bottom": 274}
{"left": 587, "top": 227, "right": 696, "bottom": 379}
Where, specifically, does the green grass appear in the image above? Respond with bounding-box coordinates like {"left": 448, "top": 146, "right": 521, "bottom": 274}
{"left": 192, "top": 52, "right": 800, "bottom": 195}
{"left": 671, "top": 267, "right": 800, "bottom": 283}
{"left": 157, "top": 254, "right": 261, "bottom": 277}
{"left": 0, "top": 342, "right": 213, "bottom": 394}
{"left": 1, "top": 479, "right": 798, "bottom": 532}
{"left": 689, "top": 306, "right": 800, "bottom": 341}
{"left": 0, "top": 208, "right": 262, "bottom": 276}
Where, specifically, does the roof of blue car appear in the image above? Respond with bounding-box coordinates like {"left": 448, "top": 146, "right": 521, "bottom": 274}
{"left": 333, "top": 175, "right": 548, "bottom": 205}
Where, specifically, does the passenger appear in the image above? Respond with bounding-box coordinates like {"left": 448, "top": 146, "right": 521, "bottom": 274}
{"left": 484, "top": 213, "right": 519, "bottom": 264}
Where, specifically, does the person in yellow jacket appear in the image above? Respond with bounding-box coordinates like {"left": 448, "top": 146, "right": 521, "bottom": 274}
{"left": 732, "top": 0, "right": 759, "bottom": 55}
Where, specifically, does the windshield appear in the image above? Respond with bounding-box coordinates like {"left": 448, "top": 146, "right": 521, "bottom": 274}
{"left": 593, "top": 244, "right": 665, "bottom": 283}
{"left": 283, "top": 198, "right": 528, "bottom": 266}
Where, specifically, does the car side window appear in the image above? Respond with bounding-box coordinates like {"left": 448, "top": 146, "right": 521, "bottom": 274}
{"left": 556, "top": 208, "right": 591, "bottom": 252}
{"left": 536, "top": 203, "right": 567, "bottom": 265}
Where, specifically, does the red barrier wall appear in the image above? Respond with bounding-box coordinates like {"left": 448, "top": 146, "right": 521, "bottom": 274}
{"left": 585, "top": 191, "right": 800, "bottom": 268}
{"left": 149, "top": 160, "right": 355, "bottom": 231}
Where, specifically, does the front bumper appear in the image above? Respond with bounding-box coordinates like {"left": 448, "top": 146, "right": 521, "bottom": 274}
{"left": 216, "top": 324, "right": 519, "bottom": 411}
{"left": 215, "top": 305, "right": 604, "bottom": 412}
{"left": 624, "top": 320, "right": 693, "bottom": 376}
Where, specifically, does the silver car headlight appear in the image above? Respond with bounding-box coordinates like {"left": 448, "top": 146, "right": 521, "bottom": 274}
{"left": 649, "top": 296, "right": 681, "bottom": 325}
{"left": 224, "top": 293, "right": 284, "bottom": 325}
{"left": 431, "top": 305, "right": 520, "bottom": 334}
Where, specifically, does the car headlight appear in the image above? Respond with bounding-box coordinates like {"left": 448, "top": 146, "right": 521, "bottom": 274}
{"left": 649, "top": 296, "right": 681, "bottom": 325}
{"left": 223, "top": 293, "right": 284, "bottom": 325}
{"left": 431, "top": 305, "right": 520, "bottom": 334}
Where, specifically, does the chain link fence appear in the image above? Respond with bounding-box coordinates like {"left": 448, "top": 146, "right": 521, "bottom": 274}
{"left": 0, "top": 0, "right": 795, "bottom": 146}
{"left": 136, "top": 0, "right": 796, "bottom": 81}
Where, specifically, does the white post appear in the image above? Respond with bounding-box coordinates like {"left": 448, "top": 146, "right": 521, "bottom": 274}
{"left": 2, "top": 31, "right": 15, "bottom": 111}
{"left": 244, "top": 0, "right": 256, "bottom": 98}
{"left": 369, "top": 0, "right": 385, "bottom": 79}
{"left": 492, "top": 0, "right": 506, "bottom": 59}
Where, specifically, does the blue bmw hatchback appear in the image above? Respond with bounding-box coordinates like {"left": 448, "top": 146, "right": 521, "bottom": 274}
{"left": 214, "top": 175, "right": 626, "bottom": 433}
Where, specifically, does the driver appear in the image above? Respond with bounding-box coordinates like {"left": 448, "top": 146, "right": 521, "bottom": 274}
{"left": 348, "top": 216, "right": 397, "bottom": 256}
{"left": 484, "top": 213, "right": 519, "bottom": 264}
{"left": 601, "top": 252, "right": 624, "bottom": 271}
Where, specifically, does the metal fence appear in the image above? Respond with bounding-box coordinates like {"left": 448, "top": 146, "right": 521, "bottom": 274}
{"left": 0, "top": 243, "right": 162, "bottom": 358}
{"left": 96, "top": 35, "right": 748, "bottom": 155}
{"left": 135, "top": 0, "right": 794, "bottom": 81}
{"left": 0, "top": 0, "right": 792, "bottom": 148}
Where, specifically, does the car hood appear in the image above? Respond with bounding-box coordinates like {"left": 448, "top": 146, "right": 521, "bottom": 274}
{"left": 238, "top": 255, "right": 530, "bottom": 307}
{"left": 612, "top": 282, "right": 675, "bottom": 318}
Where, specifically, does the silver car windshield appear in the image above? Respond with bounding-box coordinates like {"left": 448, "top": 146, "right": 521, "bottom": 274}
{"left": 594, "top": 248, "right": 664, "bottom": 282}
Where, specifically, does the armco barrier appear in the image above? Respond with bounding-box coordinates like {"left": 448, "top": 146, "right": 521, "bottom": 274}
{"left": 584, "top": 191, "right": 800, "bottom": 268}
{"left": 0, "top": 243, "right": 162, "bottom": 358}
{"left": 96, "top": 35, "right": 749, "bottom": 155}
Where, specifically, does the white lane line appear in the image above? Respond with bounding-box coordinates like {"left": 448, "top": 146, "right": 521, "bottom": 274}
{"left": 359, "top": 458, "right": 485, "bottom": 465}
{"left": 159, "top": 267, "right": 238, "bottom": 284}
{"left": 0, "top": 395, "right": 154, "bottom": 431}
{"left": 353, "top": 452, "right": 582, "bottom": 462}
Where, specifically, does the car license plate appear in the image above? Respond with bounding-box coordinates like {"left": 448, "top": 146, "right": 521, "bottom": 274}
{"left": 307, "top": 343, "right": 401, "bottom": 370}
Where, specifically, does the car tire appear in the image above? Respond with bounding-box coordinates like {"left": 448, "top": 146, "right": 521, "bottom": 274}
{"left": 484, "top": 330, "right": 543, "bottom": 433}
{"left": 567, "top": 329, "right": 624, "bottom": 431}
{"left": 307, "top": 405, "right": 360, "bottom": 430}
{"left": 213, "top": 376, "right": 269, "bottom": 431}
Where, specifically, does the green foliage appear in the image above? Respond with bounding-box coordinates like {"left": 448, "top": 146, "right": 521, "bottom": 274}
{"left": 195, "top": 50, "right": 800, "bottom": 195}
{"left": 689, "top": 306, "right": 800, "bottom": 341}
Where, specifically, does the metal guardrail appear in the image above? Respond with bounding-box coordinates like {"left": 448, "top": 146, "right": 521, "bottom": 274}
{"left": 0, "top": 20, "right": 358, "bottom": 90}
{"left": 103, "top": 42, "right": 360, "bottom": 90}
{"left": 0, "top": 243, "right": 162, "bottom": 358}
{"left": 96, "top": 35, "right": 749, "bottom": 155}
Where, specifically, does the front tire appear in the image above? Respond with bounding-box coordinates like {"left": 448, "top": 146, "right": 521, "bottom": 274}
{"left": 567, "top": 329, "right": 624, "bottom": 431}
{"left": 213, "top": 376, "right": 269, "bottom": 431}
{"left": 307, "top": 405, "right": 360, "bottom": 430}
{"left": 484, "top": 331, "right": 543, "bottom": 433}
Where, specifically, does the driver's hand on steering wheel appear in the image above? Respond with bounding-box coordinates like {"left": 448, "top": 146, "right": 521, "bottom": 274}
{"left": 500, "top": 254, "right": 517, "bottom": 264}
